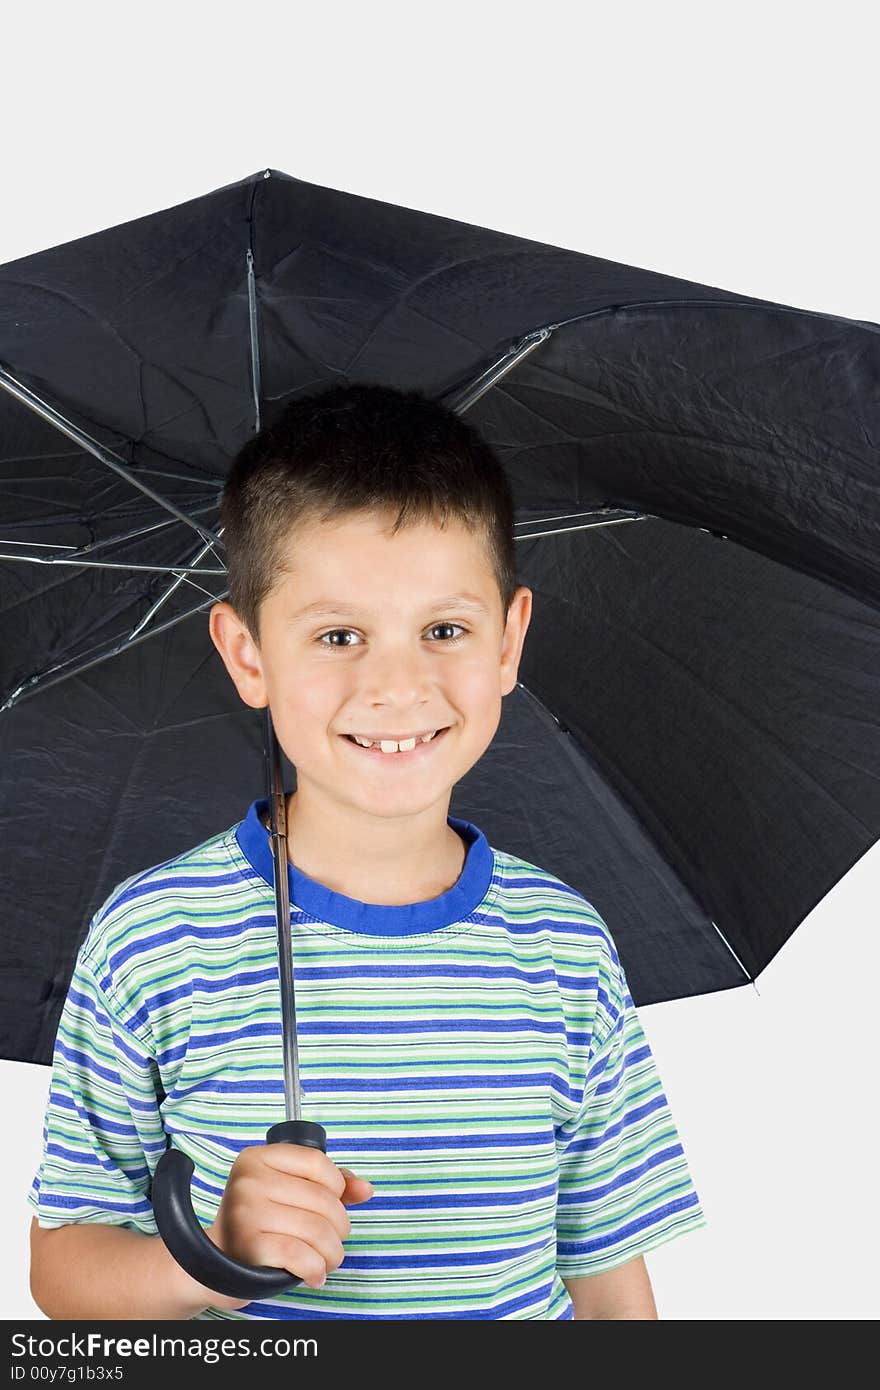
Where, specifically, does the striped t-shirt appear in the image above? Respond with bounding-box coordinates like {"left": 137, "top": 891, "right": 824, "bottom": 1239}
{"left": 29, "top": 795, "right": 706, "bottom": 1320}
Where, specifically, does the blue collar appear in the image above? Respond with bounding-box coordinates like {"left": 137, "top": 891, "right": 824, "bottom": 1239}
{"left": 234, "top": 795, "right": 495, "bottom": 935}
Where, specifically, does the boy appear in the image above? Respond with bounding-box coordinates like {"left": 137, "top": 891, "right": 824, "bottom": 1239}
{"left": 28, "top": 384, "right": 706, "bottom": 1320}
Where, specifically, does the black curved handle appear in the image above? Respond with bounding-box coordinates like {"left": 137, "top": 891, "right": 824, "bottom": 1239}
{"left": 152, "top": 1119, "right": 328, "bottom": 1301}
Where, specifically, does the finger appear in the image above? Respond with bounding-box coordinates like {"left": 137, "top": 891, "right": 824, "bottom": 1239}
{"left": 243, "top": 1171, "right": 354, "bottom": 1244}
{"left": 257, "top": 1143, "right": 347, "bottom": 1198}
{"left": 248, "top": 1218, "right": 341, "bottom": 1290}
{"left": 339, "top": 1168, "right": 375, "bottom": 1203}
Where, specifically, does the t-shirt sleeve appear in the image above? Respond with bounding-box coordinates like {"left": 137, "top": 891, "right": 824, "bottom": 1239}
{"left": 27, "top": 935, "right": 166, "bottom": 1234}
{"left": 555, "top": 927, "right": 707, "bottom": 1277}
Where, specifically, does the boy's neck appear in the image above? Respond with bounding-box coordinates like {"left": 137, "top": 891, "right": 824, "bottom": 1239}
{"left": 259, "top": 794, "right": 467, "bottom": 906}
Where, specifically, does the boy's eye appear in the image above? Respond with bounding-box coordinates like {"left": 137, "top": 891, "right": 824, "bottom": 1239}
{"left": 317, "top": 622, "right": 469, "bottom": 650}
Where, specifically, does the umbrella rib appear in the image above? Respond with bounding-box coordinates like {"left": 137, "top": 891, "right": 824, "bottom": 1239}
{"left": 515, "top": 507, "right": 640, "bottom": 528}
{"left": 514, "top": 677, "right": 759, "bottom": 991}
{"left": 0, "top": 363, "right": 226, "bottom": 559}
{"left": 155, "top": 572, "right": 220, "bottom": 604}
{"left": 533, "top": 294, "right": 880, "bottom": 340}
{"left": 0, "top": 588, "right": 228, "bottom": 713}
{"left": 130, "top": 465, "right": 225, "bottom": 487}
{"left": 0, "top": 552, "right": 226, "bottom": 575}
{"left": 247, "top": 247, "right": 263, "bottom": 432}
{"left": 709, "top": 921, "right": 759, "bottom": 991}
{"left": 514, "top": 512, "right": 647, "bottom": 542}
{"left": 128, "top": 523, "right": 226, "bottom": 639}
{"left": 68, "top": 498, "right": 221, "bottom": 560}
{"left": 443, "top": 329, "right": 552, "bottom": 414}
{"left": 0, "top": 499, "right": 221, "bottom": 563}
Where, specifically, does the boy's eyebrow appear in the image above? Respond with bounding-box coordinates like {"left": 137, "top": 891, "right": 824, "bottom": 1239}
{"left": 292, "top": 592, "right": 490, "bottom": 620}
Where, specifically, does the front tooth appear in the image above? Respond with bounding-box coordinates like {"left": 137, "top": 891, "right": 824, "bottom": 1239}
{"left": 353, "top": 731, "right": 435, "bottom": 751}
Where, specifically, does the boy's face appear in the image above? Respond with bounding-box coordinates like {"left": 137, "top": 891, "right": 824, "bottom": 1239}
{"left": 209, "top": 509, "right": 532, "bottom": 826}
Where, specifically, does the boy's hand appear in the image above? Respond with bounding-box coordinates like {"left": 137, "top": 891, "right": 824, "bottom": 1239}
{"left": 202, "top": 1143, "right": 374, "bottom": 1311}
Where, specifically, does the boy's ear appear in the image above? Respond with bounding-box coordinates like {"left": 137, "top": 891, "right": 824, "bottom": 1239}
{"left": 499, "top": 586, "right": 533, "bottom": 697}
{"left": 208, "top": 601, "right": 269, "bottom": 709}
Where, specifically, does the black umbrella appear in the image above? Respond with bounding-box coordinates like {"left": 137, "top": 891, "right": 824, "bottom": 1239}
{"left": 3, "top": 168, "right": 879, "bottom": 1297}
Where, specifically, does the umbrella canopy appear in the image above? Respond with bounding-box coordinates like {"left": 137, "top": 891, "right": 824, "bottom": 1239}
{"left": 1, "top": 166, "right": 878, "bottom": 1066}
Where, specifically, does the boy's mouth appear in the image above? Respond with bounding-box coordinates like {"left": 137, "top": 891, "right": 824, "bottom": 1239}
{"left": 339, "top": 726, "right": 452, "bottom": 761}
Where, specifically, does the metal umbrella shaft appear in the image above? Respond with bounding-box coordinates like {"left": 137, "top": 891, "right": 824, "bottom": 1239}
{"left": 264, "top": 705, "right": 303, "bottom": 1122}
{"left": 149, "top": 708, "right": 327, "bottom": 1300}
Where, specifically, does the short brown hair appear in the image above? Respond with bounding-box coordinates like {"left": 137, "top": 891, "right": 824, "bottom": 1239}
{"left": 219, "top": 383, "right": 519, "bottom": 644}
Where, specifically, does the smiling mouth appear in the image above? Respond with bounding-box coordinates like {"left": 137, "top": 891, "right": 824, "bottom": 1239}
{"left": 340, "top": 726, "right": 452, "bottom": 756}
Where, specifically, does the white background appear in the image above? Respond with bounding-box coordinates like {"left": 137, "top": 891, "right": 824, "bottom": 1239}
{"left": 2, "top": 0, "right": 878, "bottom": 1321}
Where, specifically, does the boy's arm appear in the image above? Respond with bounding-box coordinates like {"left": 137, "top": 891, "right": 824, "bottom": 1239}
{"left": 29, "top": 1216, "right": 242, "bottom": 1320}
{"left": 562, "top": 1255, "right": 658, "bottom": 1320}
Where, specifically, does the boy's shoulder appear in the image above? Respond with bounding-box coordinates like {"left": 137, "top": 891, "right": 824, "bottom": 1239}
{"left": 78, "top": 814, "right": 249, "bottom": 981}
{"left": 490, "top": 841, "right": 627, "bottom": 1038}
{"left": 491, "top": 839, "right": 611, "bottom": 919}
{"left": 488, "top": 841, "right": 622, "bottom": 959}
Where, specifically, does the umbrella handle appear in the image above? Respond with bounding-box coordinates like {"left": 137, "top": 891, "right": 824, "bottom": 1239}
{"left": 152, "top": 1119, "right": 328, "bottom": 1302}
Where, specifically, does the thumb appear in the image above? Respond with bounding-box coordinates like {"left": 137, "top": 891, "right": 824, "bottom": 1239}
{"left": 338, "top": 1166, "right": 375, "bottom": 1203}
